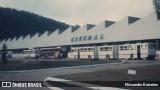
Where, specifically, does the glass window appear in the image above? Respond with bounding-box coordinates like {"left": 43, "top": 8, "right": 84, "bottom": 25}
{"left": 79, "top": 37, "right": 82, "bottom": 41}
{"left": 91, "top": 48, "right": 93, "bottom": 52}
{"left": 88, "top": 36, "right": 92, "bottom": 40}
{"left": 105, "top": 47, "right": 109, "bottom": 51}
{"left": 110, "top": 47, "right": 112, "bottom": 51}
{"left": 88, "top": 48, "right": 93, "bottom": 52}
{"left": 88, "top": 48, "right": 90, "bottom": 52}
{"left": 83, "top": 36, "right": 87, "bottom": 41}
{"left": 125, "top": 46, "right": 128, "bottom": 50}
{"left": 100, "top": 47, "right": 104, "bottom": 51}
{"left": 153, "top": 45, "right": 156, "bottom": 49}
{"left": 80, "top": 48, "right": 84, "bottom": 52}
{"left": 129, "top": 45, "right": 132, "bottom": 50}
{"left": 141, "top": 44, "right": 146, "bottom": 49}
{"left": 84, "top": 48, "right": 87, "bottom": 52}
{"left": 119, "top": 46, "right": 123, "bottom": 50}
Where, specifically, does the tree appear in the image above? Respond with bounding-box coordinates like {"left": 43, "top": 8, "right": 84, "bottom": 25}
{"left": 1, "top": 44, "right": 7, "bottom": 64}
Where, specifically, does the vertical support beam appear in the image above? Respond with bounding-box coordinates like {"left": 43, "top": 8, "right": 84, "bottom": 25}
{"left": 156, "top": 39, "right": 159, "bottom": 50}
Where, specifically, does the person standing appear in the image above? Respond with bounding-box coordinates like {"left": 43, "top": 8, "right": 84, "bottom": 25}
{"left": 130, "top": 53, "right": 134, "bottom": 60}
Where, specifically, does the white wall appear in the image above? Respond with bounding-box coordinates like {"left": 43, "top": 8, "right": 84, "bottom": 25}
{"left": 130, "top": 13, "right": 160, "bottom": 41}
{"left": 57, "top": 27, "right": 72, "bottom": 46}
{"left": 1, "top": 12, "right": 160, "bottom": 50}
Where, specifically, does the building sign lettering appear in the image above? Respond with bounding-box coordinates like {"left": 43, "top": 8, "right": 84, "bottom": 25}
{"left": 71, "top": 34, "right": 104, "bottom": 42}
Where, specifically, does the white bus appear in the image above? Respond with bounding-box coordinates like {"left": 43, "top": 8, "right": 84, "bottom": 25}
{"left": 70, "top": 47, "right": 79, "bottom": 59}
{"left": 79, "top": 46, "right": 98, "bottom": 59}
{"left": 70, "top": 43, "right": 156, "bottom": 60}
{"left": 71, "top": 46, "right": 119, "bottom": 60}
{"left": 98, "top": 45, "right": 118, "bottom": 59}
{"left": 23, "top": 49, "right": 40, "bottom": 59}
{"left": 118, "top": 43, "right": 156, "bottom": 60}
{"left": 99, "top": 45, "right": 113, "bottom": 59}
{"left": 70, "top": 46, "right": 99, "bottom": 59}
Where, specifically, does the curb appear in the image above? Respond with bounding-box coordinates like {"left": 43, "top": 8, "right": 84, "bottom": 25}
{"left": 0, "top": 60, "right": 125, "bottom": 73}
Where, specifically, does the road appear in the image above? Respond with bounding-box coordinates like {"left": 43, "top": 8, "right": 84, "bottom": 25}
{"left": 0, "top": 60, "right": 160, "bottom": 90}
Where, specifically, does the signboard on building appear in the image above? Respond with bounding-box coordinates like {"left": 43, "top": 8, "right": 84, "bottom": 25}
{"left": 71, "top": 34, "right": 104, "bottom": 43}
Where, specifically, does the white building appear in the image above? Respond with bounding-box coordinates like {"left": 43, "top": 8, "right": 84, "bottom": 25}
{"left": 0, "top": 12, "right": 160, "bottom": 55}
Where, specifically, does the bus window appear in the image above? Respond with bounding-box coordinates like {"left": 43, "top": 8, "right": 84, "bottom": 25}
{"left": 105, "top": 47, "right": 109, "bottom": 51}
{"left": 105, "top": 47, "right": 112, "bottom": 51}
{"left": 91, "top": 48, "right": 93, "bottom": 52}
{"left": 110, "top": 47, "right": 112, "bottom": 51}
{"left": 35, "top": 50, "right": 40, "bottom": 54}
{"left": 125, "top": 46, "right": 128, "bottom": 50}
{"left": 129, "top": 45, "right": 132, "bottom": 50}
{"left": 141, "top": 44, "right": 146, "bottom": 49}
{"left": 84, "top": 48, "right": 87, "bottom": 52}
{"left": 80, "top": 48, "right": 83, "bottom": 52}
{"left": 88, "top": 48, "right": 92, "bottom": 52}
{"left": 149, "top": 44, "right": 155, "bottom": 49}
{"left": 153, "top": 45, "right": 156, "bottom": 49}
{"left": 119, "top": 46, "right": 123, "bottom": 50}
{"left": 100, "top": 47, "right": 104, "bottom": 51}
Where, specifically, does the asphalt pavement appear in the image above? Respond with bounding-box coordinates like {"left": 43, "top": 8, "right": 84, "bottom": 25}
{"left": 0, "top": 60, "right": 160, "bottom": 90}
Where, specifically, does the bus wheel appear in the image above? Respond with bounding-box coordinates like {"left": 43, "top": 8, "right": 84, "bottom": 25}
{"left": 88, "top": 55, "right": 92, "bottom": 60}
{"left": 106, "top": 54, "right": 110, "bottom": 60}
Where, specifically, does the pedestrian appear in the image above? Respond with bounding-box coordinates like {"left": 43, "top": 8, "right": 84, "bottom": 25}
{"left": 130, "top": 53, "right": 134, "bottom": 60}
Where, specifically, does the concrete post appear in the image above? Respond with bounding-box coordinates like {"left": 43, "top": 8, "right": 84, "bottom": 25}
{"left": 156, "top": 39, "right": 159, "bottom": 50}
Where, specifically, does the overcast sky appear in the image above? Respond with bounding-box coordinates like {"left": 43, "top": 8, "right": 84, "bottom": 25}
{"left": 0, "top": 0, "right": 155, "bottom": 26}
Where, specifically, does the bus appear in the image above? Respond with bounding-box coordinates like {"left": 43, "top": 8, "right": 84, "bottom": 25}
{"left": 70, "top": 46, "right": 99, "bottom": 59}
{"left": 70, "top": 46, "right": 98, "bottom": 59}
{"left": 70, "top": 45, "right": 118, "bottom": 60}
{"left": 118, "top": 43, "right": 156, "bottom": 60}
{"left": 70, "top": 47, "right": 79, "bottom": 59}
{"left": 98, "top": 45, "right": 119, "bottom": 59}
{"left": 70, "top": 43, "right": 156, "bottom": 60}
{"left": 79, "top": 46, "right": 98, "bottom": 59}
{"left": 23, "top": 49, "right": 40, "bottom": 59}
{"left": 40, "top": 47, "right": 60, "bottom": 59}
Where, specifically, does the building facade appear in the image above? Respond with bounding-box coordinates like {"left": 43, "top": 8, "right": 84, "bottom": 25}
{"left": 0, "top": 12, "right": 160, "bottom": 52}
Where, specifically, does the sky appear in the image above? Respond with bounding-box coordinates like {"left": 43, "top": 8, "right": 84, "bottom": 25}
{"left": 0, "top": 0, "right": 155, "bottom": 26}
